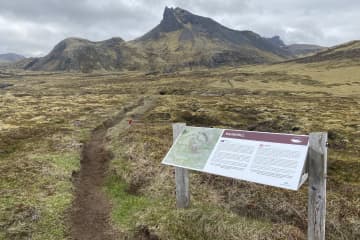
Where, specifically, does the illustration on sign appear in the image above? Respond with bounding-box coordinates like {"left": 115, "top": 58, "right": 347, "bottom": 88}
{"left": 162, "top": 126, "right": 309, "bottom": 190}
{"left": 163, "top": 126, "right": 222, "bottom": 170}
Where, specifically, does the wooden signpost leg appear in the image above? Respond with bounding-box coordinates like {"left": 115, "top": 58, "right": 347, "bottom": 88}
{"left": 175, "top": 167, "right": 190, "bottom": 208}
{"left": 172, "top": 123, "right": 190, "bottom": 208}
{"left": 308, "top": 132, "right": 328, "bottom": 240}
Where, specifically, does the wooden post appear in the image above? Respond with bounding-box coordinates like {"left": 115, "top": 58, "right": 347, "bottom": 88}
{"left": 308, "top": 132, "right": 328, "bottom": 240}
{"left": 172, "top": 123, "right": 190, "bottom": 208}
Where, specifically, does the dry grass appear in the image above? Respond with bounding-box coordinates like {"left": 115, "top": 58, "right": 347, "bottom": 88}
{"left": 106, "top": 92, "right": 359, "bottom": 239}
{"left": 1, "top": 61, "right": 359, "bottom": 239}
{"left": 0, "top": 72, "right": 136, "bottom": 239}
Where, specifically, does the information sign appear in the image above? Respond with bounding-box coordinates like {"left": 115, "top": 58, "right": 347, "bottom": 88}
{"left": 162, "top": 126, "right": 309, "bottom": 190}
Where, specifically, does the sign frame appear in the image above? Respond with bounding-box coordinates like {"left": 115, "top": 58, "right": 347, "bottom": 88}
{"left": 165, "top": 123, "right": 327, "bottom": 240}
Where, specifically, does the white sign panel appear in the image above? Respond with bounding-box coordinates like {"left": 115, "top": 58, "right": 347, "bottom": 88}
{"left": 162, "top": 126, "right": 309, "bottom": 190}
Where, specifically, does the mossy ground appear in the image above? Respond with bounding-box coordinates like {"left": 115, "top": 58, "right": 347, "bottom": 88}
{"left": 0, "top": 72, "right": 134, "bottom": 239}
{"left": 1, "top": 60, "right": 359, "bottom": 239}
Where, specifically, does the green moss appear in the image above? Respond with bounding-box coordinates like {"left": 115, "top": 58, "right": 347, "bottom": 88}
{"left": 0, "top": 150, "right": 80, "bottom": 239}
{"left": 46, "top": 153, "right": 80, "bottom": 173}
{"left": 105, "top": 175, "right": 151, "bottom": 229}
{"left": 31, "top": 153, "right": 80, "bottom": 239}
{"left": 32, "top": 193, "right": 73, "bottom": 240}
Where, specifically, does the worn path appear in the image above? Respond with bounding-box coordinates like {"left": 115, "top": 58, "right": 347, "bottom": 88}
{"left": 70, "top": 99, "right": 147, "bottom": 240}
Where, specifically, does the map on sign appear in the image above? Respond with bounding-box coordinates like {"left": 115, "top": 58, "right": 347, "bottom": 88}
{"left": 163, "top": 127, "right": 222, "bottom": 170}
{"left": 162, "top": 126, "right": 309, "bottom": 190}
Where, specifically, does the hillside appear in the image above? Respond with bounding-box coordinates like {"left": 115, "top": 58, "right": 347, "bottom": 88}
{"left": 293, "top": 40, "right": 360, "bottom": 64}
{"left": 24, "top": 37, "right": 147, "bottom": 72}
{"left": 0, "top": 53, "right": 25, "bottom": 63}
{"left": 18, "top": 7, "right": 326, "bottom": 72}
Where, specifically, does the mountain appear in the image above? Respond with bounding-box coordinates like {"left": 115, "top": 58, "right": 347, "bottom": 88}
{"left": 20, "top": 7, "right": 327, "bottom": 72}
{"left": 131, "top": 7, "right": 294, "bottom": 71}
{"left": 0, "top": 53, "right": 25, "bottom": 63}
{"left": 24, "top": 37, "right": 147, "bottom": 72}
{"left": 293, "top": 41, "right": 360, "bottom": 64}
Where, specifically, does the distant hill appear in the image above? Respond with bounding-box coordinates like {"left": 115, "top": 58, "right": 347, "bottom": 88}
{"left": 285, "top": 44, "right": 325, "bottom": 57}
{"left": 0, "top": 53, "right": 25, "bottom": 63}
{"left": 24, "top": 37, "right": 147, "bottom": 72}
{"left": 20, "top": 7, "right": 327, "bottom": 72}
{"left": 293, "top": 41, "right": 360, "bottom": 64}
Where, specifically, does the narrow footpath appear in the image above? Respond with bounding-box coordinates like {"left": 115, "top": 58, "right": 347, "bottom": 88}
{"left": 70, "top": 99, "right": 145, "bottom": 240}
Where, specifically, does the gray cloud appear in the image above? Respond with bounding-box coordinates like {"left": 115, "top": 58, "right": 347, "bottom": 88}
{"left": 0, "top": 0, "right": 359, "bottom": 56}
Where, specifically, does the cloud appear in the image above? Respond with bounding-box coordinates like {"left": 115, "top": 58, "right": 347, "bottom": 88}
{"left": 0, "top": 0, "right": 359, "bottom": 56}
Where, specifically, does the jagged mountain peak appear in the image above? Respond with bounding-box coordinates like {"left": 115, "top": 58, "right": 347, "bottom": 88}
{"left": 163, "top": 6, "right": 201, "bottom": 23}
{"left": 136, "top": 6, "right": 292, "bottom": 60}
{"left": 160, "top": 6, "right": 220, "bottom": 33}
{"left": 135, "top": 6, "right": 223, "bottom": 40}
{"left": 159, "top": 7, "right": 184, "bottom": 32}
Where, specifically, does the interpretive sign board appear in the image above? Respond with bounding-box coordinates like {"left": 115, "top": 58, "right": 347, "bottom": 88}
{"left": 162, "top": 126, "right": 309, "bottom": 190}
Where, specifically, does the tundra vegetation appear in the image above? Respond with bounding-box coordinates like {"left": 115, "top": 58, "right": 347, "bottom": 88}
{"left": 0, "top": 56, "right": 359, "bottom": 240}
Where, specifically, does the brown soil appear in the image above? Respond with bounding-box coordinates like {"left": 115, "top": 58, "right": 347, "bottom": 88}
{"left": 70, "top": 102, "right": 143, "bottom": 240}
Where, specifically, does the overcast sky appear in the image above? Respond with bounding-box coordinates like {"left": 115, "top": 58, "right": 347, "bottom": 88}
{"left": 1, "top": 0, "right": 359, "bottom": 57}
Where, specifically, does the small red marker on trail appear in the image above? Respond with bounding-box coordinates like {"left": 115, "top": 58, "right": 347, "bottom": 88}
{"left": 128, "top": 119, "right": 133, "bottom": 125}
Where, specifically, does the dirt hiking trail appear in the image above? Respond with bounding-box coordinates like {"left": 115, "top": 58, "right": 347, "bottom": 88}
{"left": 70, "top": 98, "right": 154, "bottom": 240}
